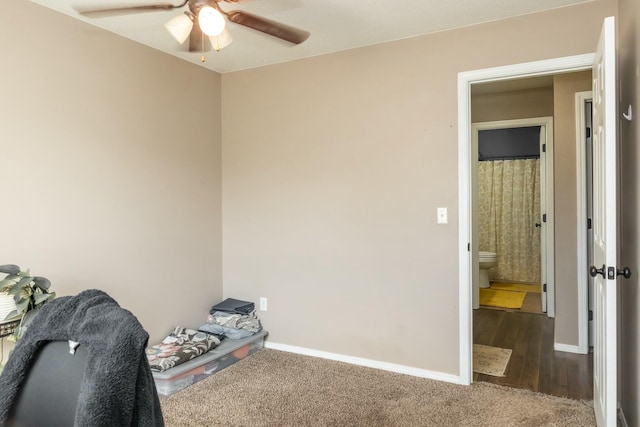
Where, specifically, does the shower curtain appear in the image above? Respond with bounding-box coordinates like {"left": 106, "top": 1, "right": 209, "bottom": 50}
{"left": 478, "top": 159, "right": 541, "bottom": 284}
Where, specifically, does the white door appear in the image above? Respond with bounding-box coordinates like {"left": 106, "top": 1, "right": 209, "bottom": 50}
{"left": 591, "top": 16, "right": 617, "bottom": 427}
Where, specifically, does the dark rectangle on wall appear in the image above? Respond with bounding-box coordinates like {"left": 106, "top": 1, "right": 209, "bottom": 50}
{"left": 479, "top": 126, "right": 541, "bottom": 161}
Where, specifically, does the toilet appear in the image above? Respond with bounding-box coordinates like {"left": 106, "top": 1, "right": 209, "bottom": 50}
{"left": 478, "top": 251, "right": 497, "bottom": 288}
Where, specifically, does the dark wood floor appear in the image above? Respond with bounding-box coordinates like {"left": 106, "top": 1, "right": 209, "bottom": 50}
{"left": 473, "top": 308, "right": 593, "bottom": 400}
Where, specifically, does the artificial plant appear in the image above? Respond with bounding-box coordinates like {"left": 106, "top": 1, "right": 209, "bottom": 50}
{"left": 0, "top": 264, "right": 55, "bottom": 323}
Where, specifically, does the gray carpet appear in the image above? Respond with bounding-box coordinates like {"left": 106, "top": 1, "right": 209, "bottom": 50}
{"left": 159, "top": 349, "right": 595, "bottom": 426}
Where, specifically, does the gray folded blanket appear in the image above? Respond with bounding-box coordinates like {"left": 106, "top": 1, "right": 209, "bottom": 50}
{"left": 199, "top": 311, "right": 262, "bottom": 339}
{"left": 0, "top": 289, "right": 164, "bottom": 426}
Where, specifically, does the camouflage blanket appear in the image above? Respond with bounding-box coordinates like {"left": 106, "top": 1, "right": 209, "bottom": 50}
{"left": 146, "top": 327, "right": 221, "bottom": 373}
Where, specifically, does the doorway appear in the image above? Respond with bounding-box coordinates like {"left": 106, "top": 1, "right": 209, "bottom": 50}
{"left": 456, "top": 53, "right": 595, "bottom": 386}
{"left": 471, "top": 118, "right": 554, "bottom": 315}
{"left": 466, "top": 72, "right": 595, "bottom": 401}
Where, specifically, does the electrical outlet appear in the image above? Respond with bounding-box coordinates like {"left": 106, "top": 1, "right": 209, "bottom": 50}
{"left": 260, "top": 297, "right": 268, "bottom": 312}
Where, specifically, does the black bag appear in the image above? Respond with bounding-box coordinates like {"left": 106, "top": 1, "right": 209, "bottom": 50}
{"left": 209, "top": 298, "right": 254, "bottom": 315}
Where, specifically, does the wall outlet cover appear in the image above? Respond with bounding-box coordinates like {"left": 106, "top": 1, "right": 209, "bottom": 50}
{"left": 437, "top": 207, "right": 448, "bottom": 224}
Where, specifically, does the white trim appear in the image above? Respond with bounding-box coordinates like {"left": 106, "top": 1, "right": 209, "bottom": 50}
{"left": 458, "top": 72, "right": 473, "bottom": 385}
{"left": 576, "top": 91, "right": 593, "bottom": 355}
{"left": 265, "top": 341, "right": 464, "bottom": 384}
{"left": 554, "top": 343, "right": 583, "bottom": 354}
{"left": 458, "top": 53, "right": 594, "bottom": 382}
{"left": 544, "top": 122, "right": 556, "bottom": 318}
{"left": 458, "top": 54, "right": 595, "bottom": 85}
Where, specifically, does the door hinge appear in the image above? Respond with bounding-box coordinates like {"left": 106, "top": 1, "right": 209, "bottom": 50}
{"left": 467, "top": 243, "right": 470, "bottom": 252}
{"left": 543, "top": 214, "right": 547, "bottom": 223}
{"left": 543, "top": 283, "right": 547, "bottom": 292}
{"left": 586, "top": 127, "right": 591, "bottom": 138}
{"left": 542, "top": 143, "right": 546, "bottom": 153}
{"left": 587, "top": 218, "right": 592, "bottom": 229}
{"left": 608, "top": 266, "right": 615, "bottom": 280}
{"left": 589, "top": 310, "right": 593, "bottom": 321}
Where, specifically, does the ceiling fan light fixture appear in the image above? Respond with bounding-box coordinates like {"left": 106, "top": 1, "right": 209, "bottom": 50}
{"left": 198, "top": 6, "right": 225, "bottom": 37}
{"left": 165, "top": 13, "right": 194, "bottom": 44}
{"left": 210, "top": 28, "right": 233, "bottom": 51}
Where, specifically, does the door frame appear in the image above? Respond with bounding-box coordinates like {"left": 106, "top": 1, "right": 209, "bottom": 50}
{"left": 457, "top": 53, "right": 594, "bottom": 385}
{"left": 576, "top": 90, "right": 594, "bottom": 354}
{"left": 471, "top": 118, "right": 554, "bottom": 314}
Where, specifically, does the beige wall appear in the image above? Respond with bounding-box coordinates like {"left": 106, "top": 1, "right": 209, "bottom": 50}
{"left": 0, "top": 1, "right": 223, "bottom": 344}
{"left": 552, "top": 71, "right": 593, "bottom": 346}
{"left": 618, "top": 0, "right": 640, "bottom": 422}
{"left": 472, "top": 87, "right": 554, "bottom": 123}
{"left": 222, "top": 0, "right": 616, "bottom": 374}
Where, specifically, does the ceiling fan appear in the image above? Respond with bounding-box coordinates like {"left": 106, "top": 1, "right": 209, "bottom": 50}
{"left": 75, "top": 0, "right": 310, "bottom": 53}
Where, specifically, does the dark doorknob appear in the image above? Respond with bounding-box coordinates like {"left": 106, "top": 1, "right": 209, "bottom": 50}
{"left": 617, "top": 267, "right": 632, "bottom": 279}
{"left": 590, "top": 264, "right": 606, "bottom": 278}
{"left": 535, "top": 223, "right": 541, "bottom": 228}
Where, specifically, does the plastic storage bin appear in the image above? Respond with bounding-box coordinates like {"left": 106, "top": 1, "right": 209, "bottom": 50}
{"left": 152, "top": 330, "right": 267, "bottom": 396}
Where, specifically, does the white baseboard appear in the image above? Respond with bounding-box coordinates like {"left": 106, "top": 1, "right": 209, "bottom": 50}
{"left": 553, "top": 343, "right": 586, "bottom": 354}
{"left": 265, "top": 341, "right": 464, "bottom": 385}
{"left": 618, "top": 404, "right": 629, "bottom": 427}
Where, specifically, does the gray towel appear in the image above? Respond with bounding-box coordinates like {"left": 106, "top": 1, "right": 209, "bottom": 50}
{"left": 0, "top": 289, "right": 164, "bottom": 426}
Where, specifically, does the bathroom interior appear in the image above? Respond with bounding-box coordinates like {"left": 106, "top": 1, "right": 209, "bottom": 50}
{"left": 476, "top": 124, "right": 543, "bottom": 315}
{"left": 471, "top": 75, "right": 553, "bottom": 317}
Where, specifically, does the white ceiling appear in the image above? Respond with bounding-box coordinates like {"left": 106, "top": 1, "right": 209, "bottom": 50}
{"left": 32, "top": 0, "right": 590, "bottom": 73}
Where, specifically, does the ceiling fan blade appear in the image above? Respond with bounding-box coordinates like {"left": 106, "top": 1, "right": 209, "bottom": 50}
{"left": 75, "top": 2, "right": 186, "bottom": 18}
{"left": 189, "top": 20, "right": 212, "bottom": 53}
{"left": 226, "top": 10, "right": 309, "bottom": 45}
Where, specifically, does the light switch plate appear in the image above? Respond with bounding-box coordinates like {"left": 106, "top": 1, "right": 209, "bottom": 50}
{"left": 437, "top": 207, "right": 448, "bottom": 224}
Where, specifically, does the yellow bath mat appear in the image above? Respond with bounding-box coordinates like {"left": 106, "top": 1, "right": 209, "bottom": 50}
{"left": 473, "top": 344, "right": 512, "bottom": 377}
{"left": 490, "top": 283, "right": 542, "bottom": 294}
{"left": 479, "top": 288, "right": 526, "bottom": 309}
